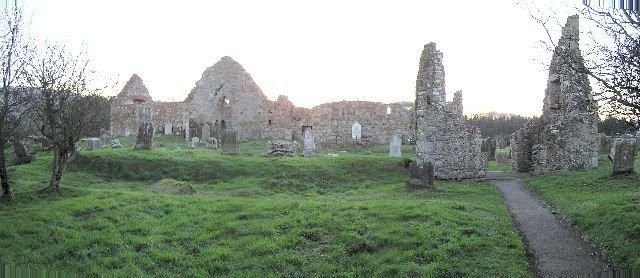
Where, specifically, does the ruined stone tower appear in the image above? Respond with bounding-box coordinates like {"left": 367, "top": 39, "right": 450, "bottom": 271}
{"left": 415, "top": 43, "right": 486, "bottom": 180}
{"left": 511, "top": 15, "right": 599, "bottom": 174}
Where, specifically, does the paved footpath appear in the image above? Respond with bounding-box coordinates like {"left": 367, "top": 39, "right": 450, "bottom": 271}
{"left": 488, "top": 172, "right": 611, "bottom": 278}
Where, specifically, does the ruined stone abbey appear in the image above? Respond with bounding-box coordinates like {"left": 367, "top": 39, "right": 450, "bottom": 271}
{"left": 110, "top": 56, "right": 414, "bottom": 147}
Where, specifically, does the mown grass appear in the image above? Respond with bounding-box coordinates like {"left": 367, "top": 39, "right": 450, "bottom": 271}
{"left": 0, "top": 137, "right": 531, "bottom": 277}
{"left": 528, "top": 156, "right": 640, "bottom": 269}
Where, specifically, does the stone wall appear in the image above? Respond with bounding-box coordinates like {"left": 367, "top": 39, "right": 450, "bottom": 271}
{"left": 511, "top": 16, "right": 599, "bottom": 174}
{"left": 111, "top": 57, "right": 415, "bottom": 146}
{"left": 415, "top": 42, "right": 486, "bottom": 180}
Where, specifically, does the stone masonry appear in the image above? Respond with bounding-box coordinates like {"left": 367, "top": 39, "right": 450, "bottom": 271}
{"left": 111, "top": 57, "right": 414, "bottom": 147}
{"left": 415, "top": 42, "right": 486, "bottom": 180}
{"left": 511, "top": 16, "right": 599, "bottom": 175}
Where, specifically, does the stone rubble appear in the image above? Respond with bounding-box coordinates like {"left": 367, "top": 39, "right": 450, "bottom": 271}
{"left": 267, "top": 140, "right": 298, "bottom": 157}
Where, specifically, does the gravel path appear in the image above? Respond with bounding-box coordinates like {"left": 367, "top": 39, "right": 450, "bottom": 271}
{"left": 490, "top": 173, "right": 611, "bottom": 277}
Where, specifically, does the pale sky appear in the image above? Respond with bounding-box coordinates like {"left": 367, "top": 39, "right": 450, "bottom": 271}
{"left": 22, "top": 0, "right": 583, "bottom": 116}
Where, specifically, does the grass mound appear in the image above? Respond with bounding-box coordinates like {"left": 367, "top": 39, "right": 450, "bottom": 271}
{"left": 150, "top": 179, "right": 196, "bottom": 195}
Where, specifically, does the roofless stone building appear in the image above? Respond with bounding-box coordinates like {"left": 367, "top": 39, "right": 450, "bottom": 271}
{"left": 110, "top": 57, "right": 414, "bottom": 146}
{"left": 415, "top": 43, "right": 486, "bottom": 180}
{"left": 511, "top": 15, "right": 599, "bottom": 174}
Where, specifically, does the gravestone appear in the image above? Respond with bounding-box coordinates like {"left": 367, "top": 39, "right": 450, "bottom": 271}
{"left": 111, "top": 139, "right": 122, "bottom": 148}
{"left": 100, "top": 133, "right": 110, "bottom": 148}
{"left": 496, "top": 152, "right": 510, "bottom": 166}
{"left": 351, "top": 122, "right": 362, "bottom": 141}
{"left": 187, "top": 141, "right": 195, "bottom": 149}
{"left": 303, "top": 129, "right": 316, "bottom": 156}
{"left": 609, "top": 138, "right": 637, "bottom": 175}
{"left": 497, "top": 138, "right": 508, "bottom": 149}
{"left": 205, "top": 137, "right": 218, "bottom": 149}
{"left": 598, "top": 133, "right": 612, "bottom": 156}
{"left": 389, "top": 134, "right": 402, "bottom": 157}
{"left": 13, "top": 142, "right": 33, "bottom": 165}
{"left": 202, "top": 123, "right": 211, "bottom": 142}
{"left": 192, "top": 137, "right": 200, "bottom": 145}
{"left": 164, "top": 121, "right": 173, "bottom": 135}
{"left": 124, "top": 128, "right": 131, "bottom": 137}
{"left": 86, "top": 138, "right": 103, "bottom": 151}
{"left": 407, "top": 161, "right": 434, "bottom": 189}
{"left": 221, "top": 130, "right": 239, "bottom": 155}
{"left": 481, "top": 138, "right": 497, "bottom": 161}
{"left": 267, "top": 140, "right": 298, "bottom": 156}
{"left": 134, "top": 122, "right": 154, "bottom": 149}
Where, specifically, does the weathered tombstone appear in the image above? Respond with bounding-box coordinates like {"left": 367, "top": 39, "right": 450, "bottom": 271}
{"left": 134, "top": 122, "right": 154, "bottom": 150}
{"left": 205, "top": 137, "right": 218, "bottom": 149}
{"left": 187, "top": 141, "right": 195, "bottom": 149}
{"left": 111, "top": 139, "right": 122, "bottom": 148}
{"left": 221, "top": 130, "right": 239, "bottom": 155}
{"left": 13, "top": 142, "right": 33, "bottom": 165}
{"left": 164, "top": 121, "right": 173, "bottom": 135}
{"left": 86, "top": 138, "right": 103, "bottom": 151}
{"left": 481, "top": 138, "right": 497, "bottom": 161}
{"left": 407, "top": 161, "right": 434, "bottom": 189}
{"left": 598, "top": 133, "right": 612, "bottom": 156}
{"left": 192, "top": 137, "right": 200, "bottom": 145}
{"left": 303, "top": 129, "right": 316, "bottom": 157}
{"left": 351, "top": 122, "right": 362, "bottom": 141}
{"left": 609, "top": 138, "right": 637, "bottom": 175}
{"left": 496, "top": 152, "right": 510, "bottom": 166}
{"left": 267, "top": 140, "right": 298, "bottom": 156}
{"left": 202, "top": 123, "right": 211, "bottom": 142}
{"left": 497, "top": 138, "right": 508, "bottom": 149}
{"left": 389, "top": 134, "right": 402, "bottom": 157}
{"left": 100, "top": 133, "right": 110, "bottom": 148}
{"left": 124, "top": 128, "right": 131, "bottom": 137}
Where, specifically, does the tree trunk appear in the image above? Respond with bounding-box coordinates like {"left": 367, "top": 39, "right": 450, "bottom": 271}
{"left": 49, "top": 147, "right": 67, "bottom": 191}
{"left": 0, "top": 141, "right": 10, "bottom": 199}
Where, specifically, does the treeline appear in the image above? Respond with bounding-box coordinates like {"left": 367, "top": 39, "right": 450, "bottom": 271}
{"left": 466, "top": 113, "right": 533, "bottom": 139}
{"left": 597, "top": 117, "right": 637, "bottom": 136}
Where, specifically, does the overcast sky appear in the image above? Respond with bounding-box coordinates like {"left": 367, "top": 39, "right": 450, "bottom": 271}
{"left": 22, "top": 0, "right": 582, "bottom": 116}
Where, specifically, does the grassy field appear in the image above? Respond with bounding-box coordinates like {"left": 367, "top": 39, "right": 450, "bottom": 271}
{"left": 528, "top": 156, "right": 640, "bottom": 269}
{"left": 0, "top": 136, "right": 532, "bottom": 277}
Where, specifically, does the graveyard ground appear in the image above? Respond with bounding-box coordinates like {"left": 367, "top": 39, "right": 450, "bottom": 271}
{"left": 527, "top": 157, "right": 640, "bottom": 270}
{"left": 0, "top": 136, "right": 532, "bottom": 277}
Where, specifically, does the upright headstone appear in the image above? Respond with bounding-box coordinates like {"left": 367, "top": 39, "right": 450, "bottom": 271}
{"left": 351, "top": 122, "right": 362, "bottom": 141}
{"left": 86, "top": 138, "right": 103, "bottom": 151}
{"left": 389, "top": 134, "right": 401, "bottom": 157}
{"left": 407, "top": 161, "right": 434, "bottom": 189}
{"left": 497, "top": 138, "right": 508, "bottom": 149}
{"left": 13, "top": 142, "right": 33, "bottom": 165}
{"left": 100, "top": 133, "right": 110, "bottom": 148}
{"left": 164, "top": 121, "right": 173, "bottom": 135}
{"left": 222, "top": 130, "right": 239, "bottom": 155}
{"left": 609, "top": 138, "right": 637, "bottom": 175}
{"left": 496, "top": 152, "right": 510, "bottom": 166}
{"left": 303, "top": 129, "right": 316, "bottom": 157}
{"left": 598, "top": 133, "right": 612, "bottom": 156}
{"left": 202, "top": 123, "right": 211, "bottom": 142}
{"left": 124, "top": 128, "right": 131, "bottom": 137}
{"left": 134, "top": 122, "right": 154, "bottom": 149}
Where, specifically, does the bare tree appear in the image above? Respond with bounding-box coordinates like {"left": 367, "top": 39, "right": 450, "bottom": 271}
{"left": 0, "top": 0, "right": 30, "bottom": 200}
{"left": 28, "top": 44, "right": 102, "bottom": 191}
